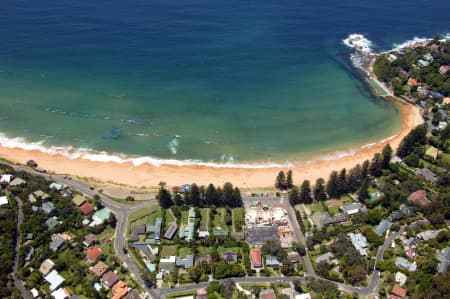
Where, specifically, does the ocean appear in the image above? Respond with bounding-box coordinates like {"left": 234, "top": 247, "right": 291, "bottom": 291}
{"left": 0, "top": 0, "right": 449, "bottom": 166}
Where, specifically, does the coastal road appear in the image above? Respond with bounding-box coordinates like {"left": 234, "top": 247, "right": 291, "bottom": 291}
{"left": 9, "top": 163, "right": 400, "bottom": 298}
{"left": 12, "top": 196, "right": 31, "bottom": 299}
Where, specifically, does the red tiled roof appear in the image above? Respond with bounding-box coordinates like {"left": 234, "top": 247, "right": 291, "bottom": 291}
{"left": 392, "top": 284, "right": 407, "bottom": 298}
{"left": 408, "top": 190, "right": 431, "bottom": 206}
{"left": 112, "top": 280, "right": 128, "bottom": 299}
{"left": 79, "top": 202, "right": 95, "bottom": 216}
{"left": 87, "top": 246, "right": 103, "bottom": 262}
{"left": 250, "top": 249, "right": 262, "bottom": 267}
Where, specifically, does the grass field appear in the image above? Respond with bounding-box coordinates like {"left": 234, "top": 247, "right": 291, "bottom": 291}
{"left": 197, "top": 247, "right": 212, "bottom": 255}
{"left": 160, "top": 245, "right": 178, "bottom": 257}
{"left": 178, "top": 247, "right": 192, "bottom": 257}
{"left": 213, "top": 208, "right": 226, "bottom": 227}
{"left": 199, "top": 208, "right": 209, "bottom": 228}
{"left": 127, "top": 205, "right": 161, "bottom": 235}
{"left": 232, "top": 208, "right": 244, "bottom": 232}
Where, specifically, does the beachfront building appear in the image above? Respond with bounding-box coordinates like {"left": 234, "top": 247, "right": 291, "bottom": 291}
{"left": 179, "top": 207, "right": 196, "bottom": 242}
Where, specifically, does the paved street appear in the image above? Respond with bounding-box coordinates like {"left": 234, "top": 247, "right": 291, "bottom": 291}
{"left": 9, "top": 164, "right": 402, "bottom": 298}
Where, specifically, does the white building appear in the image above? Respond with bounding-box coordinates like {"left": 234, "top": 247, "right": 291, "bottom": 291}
{"left": 0, "top": 196, "right": 8, "bottom": 206}
{"left": 0, "top": 174, "right": 14, "bottom": 184}
{"left": 44, "top": 270, "right": 65, "bottom": 291}
{"left": 348, "top": 232, "right": 368, "bottom": 256}
{"left": 395, "top": 272, "right": 408, "bottom": 286}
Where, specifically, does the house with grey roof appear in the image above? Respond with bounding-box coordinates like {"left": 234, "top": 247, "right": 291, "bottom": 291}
{"left": 340, "top": 202, "right": 363, "bottom": 215}
{"left": 315, "top": 252, "right": 337, "bottom": 265}
{"left": 415, "top": 168, "right": 439, "bottom": 184}
{"left": 374, "top": 219, "right": 393, "bottom": 236}
{"left": 212, "top": 226, "right": 229, "bottom": 236}
{"left": 437, "top": 247, "right": 450, "bottom": 273}
{"left": 159, "top": 256, "right": 176, "bottom": 273}
{"left": 266, "top": 256, "right": 282, "bottom": 267}
{"left": 348, "top": 232, "right": 368, "bottom": 256}
{"left": 146, "top": 217, "right": 162, "bottom": 244}
{"left": 50, "top": 234, "right": 65, "bottom": 252}
{"left": 222, "top": 251, "right": 238, "bottom": 264}
{"left": 128, "top": 244, "right": 157, "bottom": 262}
{"left": 395, "top": 257, "right": 417, "bottom": 272}
{"left": 164, "top": 223, "right": 178, "bottom": 240}
{"left": 129, "top": 224, "right": 146, "bottom": 242}
{"left": 44, "top": 270, "right": 65, "bottom": 291}
{"left": 42, "top": 201, "right": 56, "bottom": 214}
{"left": 46, "top": 216, "right": 60, "bottom": 230}
{"left": 417, "top": 229, "right": 445, "bottom": 242}
{"left": 90, "top": 207, "right": 111, "bottom": 226}
{"left": 176, "top": 255, "right": 194, "bottom": 269}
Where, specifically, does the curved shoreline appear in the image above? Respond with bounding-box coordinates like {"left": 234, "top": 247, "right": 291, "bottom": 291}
{"left": 0, "top": 99, "right": 422, "bottom": 188}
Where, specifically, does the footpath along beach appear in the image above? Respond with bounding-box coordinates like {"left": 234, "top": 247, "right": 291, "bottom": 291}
{"left": 0, "top": 101, "right": 422, "bottom": 188}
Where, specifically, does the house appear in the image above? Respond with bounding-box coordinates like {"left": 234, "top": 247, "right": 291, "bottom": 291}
{"left": 443, "top": 97, "right": 450, "bottom": 105}
{"left": 197, "top": 227, "right": 209, "bottom": 239}
{"left": 179, "top": 208, "right": 196, "bottom": 242}
{"left": 90, "top": 261, "right": 108, "bottom": 277}
{"left": 101, "top": 271, "right": 119, "bottom": 288}
{"left": 315, "top": 252, "right": 336, "bottom": 265}
{"left": 250, "top": 248, "right": 262, "bottom": 268}
{"left": 31, "top": 288, "right": 39, "bottom": 298}
{"left": 164, "top": 223, "right": 178, "bottom": 240}
{"left": 407, "top": 78, "right": 420, "bottom": 86}
{"left": 417, "top": 229, "right": 445, "bottom": 242}
{"left": 407, "top": 190, "right": 431, "bottom": 206}
{"left": 129, "top": 244, "right": 157, "bottom": 262}
{"left": 438, "top": 121, "right": 448, "bottom": 130}
{"left": 222, "top": 251, "right": 238, "bottom": 264}
{"left": 425, "top": 146, "right": 439, "bottom": 160}
{"left": 34, "top": 190, "right": 50, "bottom": 200}
{"left": 437, "top": 246, "right": 450, "bottom": 273}
{"left": 374, "top": 219, "right": 393, "bottom": 236}
{"left": 295, "top": 294, "right": 312, "bottom": 299}
{"left": 439, "top": 65, "right": 449, "bottom": 74}
{"left": 195, "top": 254, "right": 213, "bottom": 266}
{"left": 395, "top": 257, "right": 417, "bottom": 272}
{"left": 266, "top": 256, "right": 282, "bottom": 267}
{"left": 112, "top": 280, "right": 128, "bottom": 299}
{"left": 87, "top": 246, "right": 103, "bottom": 262}
{"left": 49, "top": 182, "right": 64, "bottom": 191}
{"left": 348, "top": 232, "right": 368, "bottom": 256}
{"left": 0, "top": 174, "right": 13, "bottom": 184}
{"left": 39, "top": 259, "right": 55, "bottom": 275}
{"left": 287, "top": 251, "right": 301, "bottom": 263}
{"left": 395, "top": 272, "right": 408, "bottom": 286}
{"left": 391, "top": 284, "right": 407, "bottom": 298}
{"left": 404, "top": 246, "right": 416, "bottom": 259}
{"left": 146, "top": 217, "right": 162, "bottom": 244}
{"left": 51, "top": 288, "right": 70, "bottom": 299}
{"left": 259, "top": 289, "right": 276, "bottom": 299}
{"left": 45, "top": 270, "right": 65, "bottom": 291}
{"left": 25, "top": 246, "right": 34, "bottom": 262}
{"left": 388, "top": 54, "right": 398, "bottom": 62}
{"left": 159, "top": 256, "right": 176, "bottom": 273}
{"left": 72, "top": 194, "right": 86, "bottom": 207}
{"left": 90, "top": 207, "right": 111, "bottom": 226}
{"left": 50, "top": 234, "right": 66, "bottom": 252}
{"left": 320, "top": 213, "right": 349, "bottom": 227}
{"left": 0, "top": 196, "right": 8, "bottom": 206}
{"left": 416, "top": 168, "right": 439, "bottom": 184}
{"left": 9, "top": 177, "right": 26, "bottom": 187}
{"left": 42, "top": 201, "right": 56, "bottom": 214}
{"left": 340, "top": 202, "right": 363, "bottom": 215}
{"left": 176, "top": 255, "right": 194, "bottom": 269}
{"left": 79, "top": 202, "right": 95, "bottom": 216}
{"left": 129, "top": 224, "right": 146, "bottom": 242}
{"left": 83, "top": 234, "right": 99, "bottom": 247}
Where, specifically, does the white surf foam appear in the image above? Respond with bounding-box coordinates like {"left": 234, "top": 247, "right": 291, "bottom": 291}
{"left": 343, "top": 33, "right": 373, "bottom": 54}
{"left": 168, "top": 138, "right": 179, "bottom": 155}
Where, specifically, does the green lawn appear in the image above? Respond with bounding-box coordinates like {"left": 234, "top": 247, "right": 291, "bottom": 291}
{"left": 178, "top": 247, "right": 192, "bottom": 257}
{"left": 127, "top": 206, "right": 161, "bottom": 235}
{"left": 232, "top": 208, "right": 244, "bottom": 232}
{"left": 307, "top": 203, "right": 325, "bottom": 214}
{"left": 197, "top": 247, "right": 212, "bottom": 255}
{"left": 199, "top": 208, "right": 209, "bottom": 228}
{"left": 213, "top": 208, "right": 226, "bottom": 227}
{"left": 165, "top": 210, "right": 175, "bottom": 228}
{"left": 160, "top": 245, "right": 178, "bottom": 257}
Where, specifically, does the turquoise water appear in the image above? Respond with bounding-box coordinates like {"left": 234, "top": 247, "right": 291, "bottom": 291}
{"left": 0, "top": 1, "right": 449, "bottom": 165}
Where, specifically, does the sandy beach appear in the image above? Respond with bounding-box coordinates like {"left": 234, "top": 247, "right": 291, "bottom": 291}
{"left": 0, "top": 100, "right": 422, "bottom": 189}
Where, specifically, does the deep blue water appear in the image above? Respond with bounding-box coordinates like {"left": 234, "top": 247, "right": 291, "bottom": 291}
{"left": 0, "top": 0, "right": 448, "bottom": 164}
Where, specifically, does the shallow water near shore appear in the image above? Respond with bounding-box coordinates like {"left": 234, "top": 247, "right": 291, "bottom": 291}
{"left": 0, "top": 0, "right": 449, "bottom": 165}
